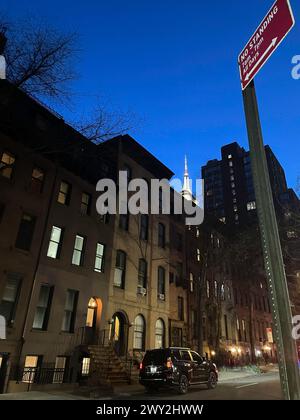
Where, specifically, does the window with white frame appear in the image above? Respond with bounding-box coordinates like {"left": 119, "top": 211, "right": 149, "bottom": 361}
{"left": 133, "top": 315, "right": 145, "bottom": 350}
{"left": 47, "top": 226, "right": 63, "bottom": 259}
{"left": 94, "top": 243, "right": 105, "bottom": 272}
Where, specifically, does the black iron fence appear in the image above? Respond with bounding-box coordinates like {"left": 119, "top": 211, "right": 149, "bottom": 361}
{"left": 10, "top": 364, "right": 70, "bottom": 386}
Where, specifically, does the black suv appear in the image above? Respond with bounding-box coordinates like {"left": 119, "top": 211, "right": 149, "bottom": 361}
{"left": 139, "top": 347, "right": 218, "bottom": 394}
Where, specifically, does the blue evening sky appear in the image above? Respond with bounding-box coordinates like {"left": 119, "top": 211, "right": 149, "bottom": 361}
{"left": 2, "top": 0, "right": 300, "bottom": 189}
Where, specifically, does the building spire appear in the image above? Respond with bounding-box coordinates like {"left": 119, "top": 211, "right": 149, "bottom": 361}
{"left": 182, "top": 155, "right": 192, "bottom": 201}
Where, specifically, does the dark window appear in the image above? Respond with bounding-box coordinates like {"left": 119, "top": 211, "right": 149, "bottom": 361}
{"left": 140, "top": 214, "right": 149, "bottom": 241}
{"left": 32, "top": 285, "right": 54, "bottom": 330}
{"left": 138, "top": 259, "right": 147, "bottom": 288}
{"left": 0, "top": 151, "right": 15, "bottom": 179}
{"left": 94, "top": 243, "right": 105, "bottom": 273}
{"left": 180, "top": 350, "right": 191, "bottom": 361}
{"left": 0, "top": 202, "right": 5, "bottom": 223}
{"left": 202, "top": 317, "right": 207, "bottom": 341}
{"left": 157, "top": 266, "right": 165, "bottom": 299}
{"left": 114, "top": 250, "right": 126, "bottom": 288}
{"left": 15, "top": 213, "right": 36, "bottom": 251}
{"left": 81, "top": 192, "right": 91, "bottom": 215}
{"left": 158, "top": 223, "right": 166, "bottom": 248}
{"left": 30, "top": 168, "right": 44, "bottom": 193}
{"left": 178, "top": 297, "right": 184, "bottom": 321}
{"left": 57, "top": 181, "right": 71, "bottom": 205}
{"left": 119, "top": 214, "right": 129, "bottom": 231}
{"left": 0, "top": 273, "right": 22, "bottom": 324}
{"left": 224, "top": 315, "right": 229, "bottom": 340}
{"left": 190, "top": 351, "right": 203, "bottom": 364}
{"left": 61, "top": 290, "right": 78, "bottom": 332}
{"left": 175, "top": 232, "right": 183, "bottom": 252}
{"left": 47, "top": 226, "right": 63, "bottom": 259}
{"left": 191, "top": 310, "right": 197, "bottom": 338}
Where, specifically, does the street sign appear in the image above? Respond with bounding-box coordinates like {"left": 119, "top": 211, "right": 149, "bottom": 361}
{"left": 239, "top": 0, "right": 295, "bottom": 90}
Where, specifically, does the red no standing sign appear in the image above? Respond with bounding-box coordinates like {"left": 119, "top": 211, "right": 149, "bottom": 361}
{"left": 239, "top": 0, "right": 295, "bottom": 90}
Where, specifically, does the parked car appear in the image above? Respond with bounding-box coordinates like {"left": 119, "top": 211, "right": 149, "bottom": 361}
{"left": 139, "top": 347, "right": 218, "bottom": 394}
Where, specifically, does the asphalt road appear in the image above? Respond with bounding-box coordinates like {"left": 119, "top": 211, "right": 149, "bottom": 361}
{"left": 112, "top": 372, "right": 282, "bottom": 400}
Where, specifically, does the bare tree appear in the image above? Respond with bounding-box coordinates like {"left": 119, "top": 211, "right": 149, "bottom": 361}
{"left": 2, "top": 15, "right": 77, "bottom": 101}
{"left": 75, "top": 105, "right": 139, "bottom": 144}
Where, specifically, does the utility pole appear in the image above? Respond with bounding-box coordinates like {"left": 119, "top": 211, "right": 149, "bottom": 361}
{"left": 242, "top": 80, "right": 300, "bottom": 400}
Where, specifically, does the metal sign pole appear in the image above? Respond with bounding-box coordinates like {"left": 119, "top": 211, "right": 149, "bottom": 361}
{"left": 242, "top": 80, "right": 300, "bottom": 400}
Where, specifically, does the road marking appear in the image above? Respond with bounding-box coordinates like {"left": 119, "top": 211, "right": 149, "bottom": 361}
{"left": 235, "top": 382, "right": 259, "bottom": 389}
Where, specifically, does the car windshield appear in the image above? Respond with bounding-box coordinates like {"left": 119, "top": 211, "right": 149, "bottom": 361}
{"left": 143, "top": 350, "right": 168, "bottom": 366}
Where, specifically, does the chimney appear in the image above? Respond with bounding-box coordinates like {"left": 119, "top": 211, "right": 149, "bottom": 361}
{"left": 0, "top": 32, "right": 7, "bottom": 79}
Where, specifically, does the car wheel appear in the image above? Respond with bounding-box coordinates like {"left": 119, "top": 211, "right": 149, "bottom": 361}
{"left": 207, "top": 371, "right": 217, "bottom": 389}
{"left": 178, "top": 374, "right": 189, "bottom": 394}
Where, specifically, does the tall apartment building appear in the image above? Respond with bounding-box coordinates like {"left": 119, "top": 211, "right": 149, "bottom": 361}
{"left": 201, "top": 142, "right": 294, "bottom": 227}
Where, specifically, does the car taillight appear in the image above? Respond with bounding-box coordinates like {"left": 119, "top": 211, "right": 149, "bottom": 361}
{"left": 166, "top": 357, "right": 173, "bottom": 369}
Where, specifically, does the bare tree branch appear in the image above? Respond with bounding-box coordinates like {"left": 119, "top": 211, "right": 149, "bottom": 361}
{"left": 2, "top": 15, "right": 78, "bottom": 102}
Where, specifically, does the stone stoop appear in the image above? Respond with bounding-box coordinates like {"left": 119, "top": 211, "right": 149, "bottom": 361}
{"left": 87, "top": 345, "right": 130, "bottom": 387}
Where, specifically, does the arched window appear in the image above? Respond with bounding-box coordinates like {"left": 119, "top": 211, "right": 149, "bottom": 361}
{"left": 155, "top": 318, "right": 165, "bottom": 349}
{"left": 133, "top": 314, "right": 145, "bottom": 350}
{"left": 86, "top": 298, "right": 97, "bottom": 327}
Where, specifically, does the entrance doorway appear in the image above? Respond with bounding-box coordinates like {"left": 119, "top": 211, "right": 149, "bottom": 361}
{"left": 84, "top": 297, "right": 102, "bottom": 345}
{"left": 0, "top": 354, "right": 9, "bottom": 393}
{"left": 110, "top": 312, "right": 128, "bottom": 356}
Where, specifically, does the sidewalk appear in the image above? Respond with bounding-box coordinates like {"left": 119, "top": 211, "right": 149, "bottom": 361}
{"left": 218, "top": 364, "right": 279, "bottom": 382}
{"left": 0, "top": 365, "right": 279, "bottom": 400}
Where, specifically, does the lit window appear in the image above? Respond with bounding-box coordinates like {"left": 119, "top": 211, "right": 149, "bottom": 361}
{"left": 233, "top": 205, "right": 238, "bottom": 212}
{"left": 23, "top": 356, "right": 41, "bottom": 383}
{"left": 81, "top": 357, "right": 90, "bottom": 376}
{"left": 133, "top": 315, "right": 145, "bottom": 350}
{"left": 94, "top": 243, "right": 105, "bottom": 272}
{"left": 0, "top": 151, "right": 15, "bottom": 179}
{"left": 230, "top": 175, "right": 235, "bottom": 181}
{"left": 232, "top": 189, "right": 236, "bottom": 196}
{"left": 206, "top": 281, "right": 210, "bottom": 298}
{"left": 231, "top": 182, "right": 235, "bottom": 188}
{"left": 197, "top": 249, "right": 201, "bottom": 262}
{"left": 47, "top": 226, "right": 63, "bottom": 259}
{"left": 247, "top": 201, "right": 256, "bottom": 211}
{"left": 81, "top": 192, "right": 91, "bottom": 215}
{"left": 155, "top": 319, "right": 165, "bottom": 349}
{"left": 53, "top": 357, "right": 67, "bottom": 384}
{"left": 229, "top": 161, "right": 233, "bottom": 167}
{"left": 228, "top": 154, "right": 232, "bottom": 159}
{"left": 221, "top": 284, "right": 225, "bottom": 301}
{"left": 72, "top": 235, "right": 85, "bottom": 266}
{"left": 57, "top": 181, "right": 71, "bottom": 205}
{"left": 189, "top": 273, "right": 194, "bottom": 292}
{"left": 196, "top": 227, "right": 200, "bottom": 238}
